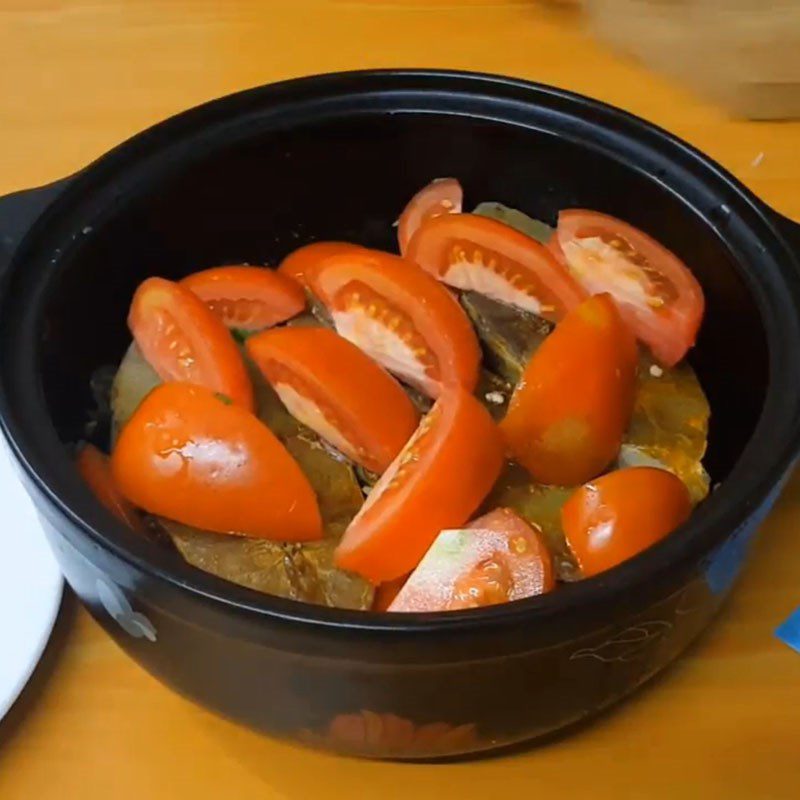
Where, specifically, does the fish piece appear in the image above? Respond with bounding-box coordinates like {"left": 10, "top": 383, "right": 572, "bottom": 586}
{"left": 285, "top": 312, "right": 325, "bottom": 329}
{"left": 473, "top": 201, "right": 555, "bottom": 244}
{"left": 163, "top": 519, "right": 293, "bottom": 597}
{"left": 161, "top": 519, "right": 372, "bottom": 609}
{"left": 475, "top": 369, "right": 511, "bottom": 421}
{"left": 461, "top": 291, "right": 551, "bottom": 385}
{"left": 620, "top": 355, "right": 711, "bottom": 503}
{"left": 305, "top": 289, "right": 335, "bottom": 328}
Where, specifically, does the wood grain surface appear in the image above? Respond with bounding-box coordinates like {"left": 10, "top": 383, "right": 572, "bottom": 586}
{"left": 1, "top": 2, "right": 799, "bottom": 798}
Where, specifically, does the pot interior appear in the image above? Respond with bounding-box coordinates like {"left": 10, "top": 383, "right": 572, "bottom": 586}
{"left": 36, "top": 110, "right": 768, "bottom": 486}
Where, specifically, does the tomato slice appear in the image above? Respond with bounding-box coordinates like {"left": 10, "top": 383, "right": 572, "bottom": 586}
{"left": 111, "top": 382, "right": 322, "bottom": 541}
{"left": 76, "top": 444, "right": 145, "bottom": 532}
{"left": 246, "top": 326, "right": 420, "bottom": 473}
{"left": 309, "top": 249, "right": 480, "bottom": 397}
{"left": 388, "top": 508, "right": 554, "bottom": 612}
{"left": 554, "top": 210, "right": 705, "bottom": 366}
{"left": 128, "top": 277, "right": 254, "bottom": 410}
{"left": 562, "top": 467, "right": 691, "bottom": 577}
{"left": 397, "top": 178, "right": 463, "bottom": 256}
{"left": 278, "top": 242, "right": 365, "bottom": 288}
{"left": 181, "top": 265, "right": 305, "bottom": 331}
{"left": 407, "top": 214, "right": 585, "bottom": 323}
{"left": 334, "top": 387, "right": 504, "bottom": 583}
{"left": 501, "top": 293, "right": 637, "bottom": 486}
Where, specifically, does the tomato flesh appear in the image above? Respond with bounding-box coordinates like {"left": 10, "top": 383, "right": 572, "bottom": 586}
{"left": 333, "top": 279, "right": 439, "bottom": 390}
{"left": 555, "top": 210, "right": 704, "bottom": 365}
{"left": 562, "top": 467, "right": 691, "bottom": 577}
{"left": 406, "top": 213, "right": 586, "bottom": 322}
{"left": 310, "top": 249, "right": 480, "bottom": 397}
{"left": 111, "top": 382, "right": 322, "bottom": 541}
{"left": 246, "top": 326, "right": 419, "bottom": 473}
{"left": 181, "top": 265, "right": 305, "bottom": 331}
{"left": 128, "top": 277, "right": 254, "bottom": 410}
{"left": 389, "top": 508, "right": 554, "bottom": 612}
{"left": 334, "top": 387, "right": 504, "bottom": 583}
{"left": 397, "top": 178, "right": 463, "bottom": 255}
{"left": 501, "top": 293, "right": 638, "bottom": 486}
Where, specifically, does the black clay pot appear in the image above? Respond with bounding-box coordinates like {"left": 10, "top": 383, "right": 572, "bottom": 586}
{"left": 1, "top": 71, "right": 799, "bottom": 759}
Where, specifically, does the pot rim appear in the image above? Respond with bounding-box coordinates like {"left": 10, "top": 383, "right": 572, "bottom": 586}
{"left": 2, "top": 68, "right": 799, "bottom": 636}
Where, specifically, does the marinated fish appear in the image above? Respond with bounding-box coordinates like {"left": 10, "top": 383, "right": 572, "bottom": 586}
{"left": 161, "top": 519, "right": 372, "bottom": 609}
{"left": 400, "top": 382, "right": 434, "bottom": 415}
{"left": 620, "top": 356, "right": 711, "bottom": 504}
{"left": 305, "top": 288, "right": 335, "bottom": 328}
{"left": 473, "top": 201, "right": 554, "bottom": 245}
{"left": 461, "top": 292, "right": 551, "bottom": 385}
{"left": 285, "top": 312, "right": 326, "bottom": 329}
{"left": 465, "top": 202, "right": 555, "bottom": 383}
{"left": 475, "top": 369, "right": 511, "bottom": 421}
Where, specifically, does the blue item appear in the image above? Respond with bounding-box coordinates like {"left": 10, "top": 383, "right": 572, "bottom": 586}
{"left": 776, "top": 609, "right": 800, "bottom": 655}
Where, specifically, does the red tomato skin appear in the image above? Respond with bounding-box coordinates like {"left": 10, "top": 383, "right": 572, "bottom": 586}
{"left": 334, "top": 387, "right": 505, "bottom": 583}
{"left": 181, "top": 265, "right": 306, "bottom": 330}
{"left": 556, "top": 210, "right": 704, "bottom": 366}
{"left": 406, "top": 213, "right": 586, "bottom": 323}
{"left": 562, "top": 467, "right": 691, "bottom": 577}
{"left": 128, "top": 277, "right": 254, "bottom": 410}
{"left": 111, "top": 382, "right": 322, "bottom": 541}
{"left": 387, "top": 507, "right": 554, "bottom": 612}
{"left": 310, "top": 249, "right": 481, "bottom": 398}
{"left": 501, "top": 293, "right": 638, "bottom": 486}
{"left": 246, "top": 325, "right": 420, "bottom": 473}
{"left": 278, "top": 242, "right": 365, "bottom": 288}
{"left": 398, "top": 178, "right": 463, "bottom": 255}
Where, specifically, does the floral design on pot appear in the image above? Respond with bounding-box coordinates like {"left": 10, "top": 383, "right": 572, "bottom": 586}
{"left": 570, "top": 620, "right": 672, "bottom": 664}
{"left": 302, "top": 710, "right": 478, "bottom": 757}
{"left": 96, "top": 578, "right": 157, "bottom": 642}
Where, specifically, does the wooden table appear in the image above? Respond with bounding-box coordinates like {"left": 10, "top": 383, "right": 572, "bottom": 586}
{"left": 1, "top": 2, "right": 799, "bottom": 797}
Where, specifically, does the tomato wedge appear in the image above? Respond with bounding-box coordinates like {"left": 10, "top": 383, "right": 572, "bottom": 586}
{"left": 334, "top": 387, "right": 504, "bottom": 583}
{"left": 501, "top": 293, "right": 637, "bottom": 486}
{"left": 406, "top": 213, "right": 586, "bottom": 323}
{"left": 389, "top": 508, "right": 554, "bottom": 612}
{"left": 246, "top": 326, "right": 420, "bottom": 473}
{"left": 76, "top": 444, "right": 145, "bottom": 532}
{"left": 397, "top": 178, "right": 463, "bottom": 256}
{"left": 181, "top": 265, "right": 305, "bottom": 331}
{"left": 562, "top": 467, "right": 691, "bottom": 577}
{"left": 278, "top": 241, "right": 365, "bottom": 288}
{"left": 553, "top": 210, "right": 705, "bottom": 366}
{"left": 111, "top": 382, "right": 322, "bottom": 541}
{"left": 309, "top": 249, "right": 480, "bottom": 397}
{"left": 128, "top": 277, "right": 254, "bottom": 410}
